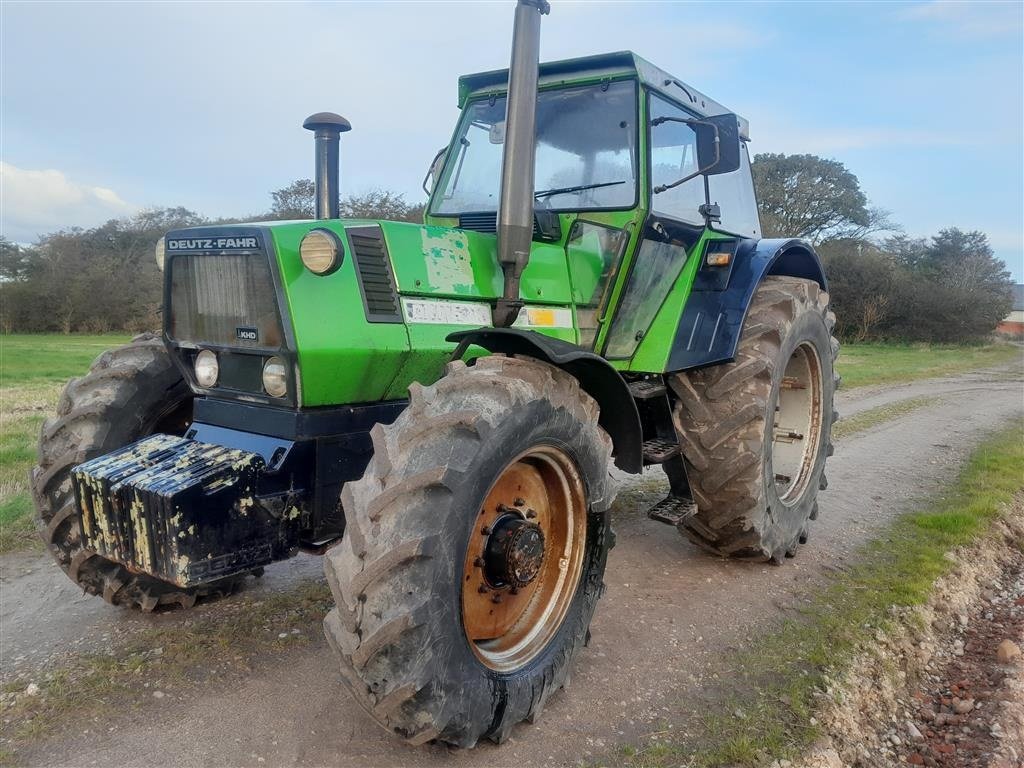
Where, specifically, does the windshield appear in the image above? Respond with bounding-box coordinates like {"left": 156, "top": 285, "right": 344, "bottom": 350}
{"left": 432, "top": 80, "right": 638, "bottom": 215}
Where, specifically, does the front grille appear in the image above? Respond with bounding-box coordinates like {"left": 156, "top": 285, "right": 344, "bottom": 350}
{"left": 348, "top": 226, "right": 402, "bottom": 322}
{"left": 168, "top": 253, "right": 283, "bottom": 348}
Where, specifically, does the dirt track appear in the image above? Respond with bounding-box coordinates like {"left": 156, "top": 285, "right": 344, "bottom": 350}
{"left": 3, "top": 362, "right": 1022, "bottom": 767}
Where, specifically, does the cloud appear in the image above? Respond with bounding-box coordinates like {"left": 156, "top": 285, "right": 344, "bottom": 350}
{"left": 0, "top": 162, "right": 138, "bottom": 242}
{"left": 898, "top": 1, "right": 1023, "bottom": 40}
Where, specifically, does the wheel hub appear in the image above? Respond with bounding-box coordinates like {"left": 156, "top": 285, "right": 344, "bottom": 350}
{"left": 483, "top": 513, "right": 546, "bottom": 589}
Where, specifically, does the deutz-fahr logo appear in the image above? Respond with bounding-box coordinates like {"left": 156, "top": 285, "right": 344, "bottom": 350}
{"left": 236, "top": 326, "right": 259, "bottom": 342}
{"left": 167, "top": 235, "right": 260, "bottom": 251}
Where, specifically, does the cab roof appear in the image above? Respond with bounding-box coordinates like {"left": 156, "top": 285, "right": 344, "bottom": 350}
{"left": 458, "top": 50, "right": 750, "bottom": 140}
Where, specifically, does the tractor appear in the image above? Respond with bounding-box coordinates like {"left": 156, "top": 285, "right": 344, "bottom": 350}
{"left": 33, "top": 0, "right": 837, "bottom": 748}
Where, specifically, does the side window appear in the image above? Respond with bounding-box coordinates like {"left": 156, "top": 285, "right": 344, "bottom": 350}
{"left": 649, "top": 93, "right": 705, "bottom": 226}
{"left": 566, "top": 221, "right": 630, "bottom": 349}
{"left": 603, "top": 237, "right": 689, "bottom": 358}
{"left": 709, "top": 144, "right": 761, "bottom": 238}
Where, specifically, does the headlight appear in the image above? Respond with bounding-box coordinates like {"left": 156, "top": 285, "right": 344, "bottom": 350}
{"left": 262, "top": 356, "right": 288, "bottom": 398}
{"left": 194, "top": 349, "right": 219, "bottom": 388}
{"left": 299, "top": 229, "right": 342, "bottom": 275}
{"left": 155, "top": 236, "right": 166, "bottom": 272}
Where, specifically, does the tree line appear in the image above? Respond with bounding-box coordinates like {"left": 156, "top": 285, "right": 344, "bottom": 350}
{"left": 0, "top": 158, "right": 1013, "bottom": 342}
{"left": 752, "top": 153, "right": 1013, "bottom": 342}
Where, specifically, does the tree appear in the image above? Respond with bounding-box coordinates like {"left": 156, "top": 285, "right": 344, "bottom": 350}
{"left": 0, "top": 207, "right": 203, "bottom": 333}
{"left": 752, "top": 153, "right": 872, "bottom": 242}
{"left": 269, "top": 179, "right": 316, "bottom": 219}
{"left": 817, "top": 238, "right": 900, "bottom": 341}
{"left": 340, "top": 189, "right": 425, "bottom": 222}
{"left": 265, "top": 180, "right": 425, "bottom": 223}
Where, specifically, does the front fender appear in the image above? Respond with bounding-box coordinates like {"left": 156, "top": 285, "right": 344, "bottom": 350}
{"left": 666, "top": 238, "right": 826, "bottom": 372}
{"left": 447, "top": 328, "right": 643, "bottom": 473}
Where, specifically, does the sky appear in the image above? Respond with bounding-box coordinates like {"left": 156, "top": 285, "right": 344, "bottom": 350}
{"left": 1, "top": 0, "right": 1022, "bottom": 281}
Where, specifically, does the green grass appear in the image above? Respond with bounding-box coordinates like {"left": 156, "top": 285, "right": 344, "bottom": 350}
{"left": 831, "top": 396, "right": 940, "bottom": 440}
{"left": 0, "top": 334, "right": 131, "bottom": 387}
{"left": 0, "top": 334, "right": 130, "bottom": 552}
{"left": 619, "top": 420, "right": 1024, "bottom": 767}
{"left": 837, "top": 341, "right": 1021, "bottom": 389}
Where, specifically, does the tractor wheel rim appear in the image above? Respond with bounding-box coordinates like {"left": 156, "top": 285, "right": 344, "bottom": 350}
{"left": 771, "top": 341, "right": 824, "bottom": 505}
{"left": 461, "top": 445, "right": 587, "bottom": 672}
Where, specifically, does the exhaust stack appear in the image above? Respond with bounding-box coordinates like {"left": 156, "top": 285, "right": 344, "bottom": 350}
{"left": 303, "top": 112, "right": 352, "bottom": 220}
{"left": 493, "top": 0, "right": 550, "bottom": 327}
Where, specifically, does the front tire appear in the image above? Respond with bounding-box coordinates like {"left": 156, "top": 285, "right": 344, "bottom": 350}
{"left": 670, "top": 276, "right": 838, "bottom": 562}
{"left": 323, "top": 355, "right": 616, "bottom": 747}
{"left": 31, "top": 333, "right": 247, "bottom": 610}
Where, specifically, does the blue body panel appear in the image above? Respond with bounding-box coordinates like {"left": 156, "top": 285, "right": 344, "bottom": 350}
{"left": 666, "top": 238, "right": 826, "bottom": 372}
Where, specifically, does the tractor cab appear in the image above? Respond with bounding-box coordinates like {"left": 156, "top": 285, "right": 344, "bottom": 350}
{"left": 426, "top": 52, "right": 761, "bottom": 363}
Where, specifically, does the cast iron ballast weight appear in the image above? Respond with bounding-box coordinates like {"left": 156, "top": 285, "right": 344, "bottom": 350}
{"left": 34, "top": 0, "right": 838, "bottom": 748}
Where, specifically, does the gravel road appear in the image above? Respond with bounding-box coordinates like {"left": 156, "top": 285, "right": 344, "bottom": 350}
{"left": 4, "top": 362, "right": 1022, "bottom": 767}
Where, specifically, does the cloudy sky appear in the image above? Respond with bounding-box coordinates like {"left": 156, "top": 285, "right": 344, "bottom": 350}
{"left": 2, "top": 0, "right": 1022, "bottom": 279}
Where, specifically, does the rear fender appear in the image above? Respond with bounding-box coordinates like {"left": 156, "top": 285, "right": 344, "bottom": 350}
{"left": 665, "top": 238, "right": 826, "bottom": 372}
{"left": 447, "top": 328, "right": 642, "bottom": 474}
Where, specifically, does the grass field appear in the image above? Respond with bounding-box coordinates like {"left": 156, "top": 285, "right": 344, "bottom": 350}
{"left": 0, "top": 334, "right": 131, "bottom": 551}
{"left": 0, "top": 334, "right": 1019, "bottom": 552}
{"left": 838, "top": 341, "right": 1021, "bottom": 389}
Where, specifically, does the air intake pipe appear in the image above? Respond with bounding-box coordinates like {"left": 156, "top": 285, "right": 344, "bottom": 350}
{"left": 493, "top": 0, "right": 550, "bottom": 327}
{"left": 303, "top": 112, "right": 352, "bottom": 220}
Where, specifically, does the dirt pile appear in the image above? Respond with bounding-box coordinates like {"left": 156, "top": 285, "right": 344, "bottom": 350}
{"left": 794, "top": 509, "right": 1024, "bottom": 768}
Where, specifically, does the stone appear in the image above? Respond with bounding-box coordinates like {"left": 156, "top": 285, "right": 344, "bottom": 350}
{"left": 995, "top": 639, "right": 1021, "bottom": 663}
{"left": 906, "top": 721, "right": 924, "bottom": 741}
{"left": 24, "top": 683, "right": 40, "bottom": 696}
{"left": 152, "top": 690, "right": 165, "bottom": 699}
{"left": 952, "top": 698, "right": 974, "bottom": 714}
{"left": 907, "top": 754, "right": 925, "bottom": 766}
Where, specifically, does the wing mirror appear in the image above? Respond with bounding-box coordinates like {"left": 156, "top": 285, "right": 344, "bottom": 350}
{"left": 422, "top": 146, "right": 448, "bottom": 195}
{"left": 652, "top": 112, "right": 742, "bottom": 194}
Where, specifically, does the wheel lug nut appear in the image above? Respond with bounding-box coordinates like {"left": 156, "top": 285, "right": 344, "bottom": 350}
{"left": 481, "top": 526, "right": 492, "bottom": 535}
{"left": 491, "top": 593, "right": 502, "bottom": 604}
{"left": 514, "top": 497, "right": 525, "bottom": 507}
{"left": 478, "top": 584, "right": 489, "bottom": 594}
{"left": 473, "top": 556, "right": 485, "bottom": 567}
{"left": 525, "top": 509, "right": 537, "bottom": 519}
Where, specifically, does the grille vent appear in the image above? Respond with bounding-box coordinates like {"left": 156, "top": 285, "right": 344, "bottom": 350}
{"left": 347, "top": 226, "right": 402, "bottom": 323}
{"left": 458, "top": 212, "right": 541, "bottom": 237}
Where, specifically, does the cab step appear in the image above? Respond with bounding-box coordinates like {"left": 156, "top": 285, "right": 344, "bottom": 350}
{"left": 647, "top": 495, "right": 698, "bottom": 527}
{"left": 642, "top": 438, "right": 680, "bottom": 464}
{"left": 628, "top": 379, "right": 667, "bottom": 399}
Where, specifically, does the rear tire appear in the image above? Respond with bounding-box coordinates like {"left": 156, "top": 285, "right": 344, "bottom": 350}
{"left": 323, "top": 355, "right": 616, "bottom": 747}
{"left": 670, "top": 276, "right": 838, "bottom": 561}
{"left": 31, "top": 333, "right": 246, "bottom": 611}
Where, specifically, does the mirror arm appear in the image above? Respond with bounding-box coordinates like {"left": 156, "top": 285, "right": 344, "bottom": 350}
{"left": 422, "top": 146, "right": 447, "bottom": 196}
{"left": 651, "top": 121, "right": 721, "bottom": 195}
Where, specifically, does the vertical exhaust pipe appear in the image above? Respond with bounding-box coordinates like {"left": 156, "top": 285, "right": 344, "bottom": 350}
{"left": 303, "top": 112, "right": 352, "bottom": 219}
{"left": 493, "top": 0, "right": 550, "bottom": 327}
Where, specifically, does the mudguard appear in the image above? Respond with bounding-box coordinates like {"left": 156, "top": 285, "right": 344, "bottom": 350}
{"left": 447, "top": 328, "right": 643, "bottom": 473}
{"left": 666, "top": 237, "right": 827, "bottom": 372}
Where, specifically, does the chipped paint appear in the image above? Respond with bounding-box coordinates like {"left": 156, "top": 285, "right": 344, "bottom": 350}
{"left": 421, "top": 227, "right": 474, "bottom": 293}
{"left": 69, "top": 435, "right": 289, "bottom": 588}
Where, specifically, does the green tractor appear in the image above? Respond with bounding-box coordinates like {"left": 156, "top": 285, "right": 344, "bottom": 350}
{"left": 33, "top": 0, "right": 837, "bottom": 748}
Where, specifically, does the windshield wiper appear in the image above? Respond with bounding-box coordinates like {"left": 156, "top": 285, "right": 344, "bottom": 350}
{"left": 534, "top": 180, "right": 626, "bottom": 199}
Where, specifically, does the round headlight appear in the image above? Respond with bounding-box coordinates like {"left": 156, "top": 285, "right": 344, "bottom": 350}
{"left": 194, "top": 349, "right": 219, "bottom": 388}
{"left": 155, "top": 236, "right": 166, "bottom": 272}
{"left": 300, "top": 229, "right": 342, "bottom": 275}
{"left": 262, "top": 356, "right": 288, "bottom": 398}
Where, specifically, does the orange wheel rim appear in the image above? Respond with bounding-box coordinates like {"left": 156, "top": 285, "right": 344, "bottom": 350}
{"left": 461, "top": 445, "right": 587, "bottom": 672}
